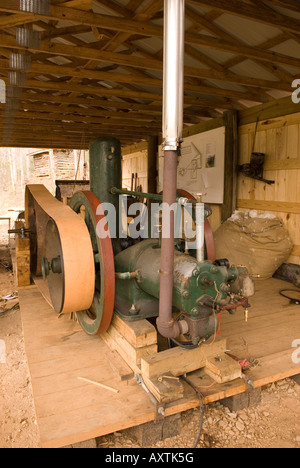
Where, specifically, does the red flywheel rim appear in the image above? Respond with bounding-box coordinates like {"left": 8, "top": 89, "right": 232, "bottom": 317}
{"left": 70, "top": 191, "right": 115, "bottom": 335}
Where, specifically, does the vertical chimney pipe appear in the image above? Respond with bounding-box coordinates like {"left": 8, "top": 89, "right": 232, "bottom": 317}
{"left": 157, "top": 0, "right": 187, "bottom": 340}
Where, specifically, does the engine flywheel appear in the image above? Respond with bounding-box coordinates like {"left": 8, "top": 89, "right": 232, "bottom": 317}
{"left": 70, "top": 191, "right": 115, "bottom": 335}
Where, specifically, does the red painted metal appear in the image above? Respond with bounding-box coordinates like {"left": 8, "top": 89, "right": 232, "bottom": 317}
{"left": 79, "top": 191, "right": 115, "bottom": 335}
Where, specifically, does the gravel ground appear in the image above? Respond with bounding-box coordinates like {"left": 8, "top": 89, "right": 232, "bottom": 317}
{"left": 0, "top": 245, "right": 300, "bottom": 449}
{"left": 98, "top": 378, "right": 300, "bottom": 449}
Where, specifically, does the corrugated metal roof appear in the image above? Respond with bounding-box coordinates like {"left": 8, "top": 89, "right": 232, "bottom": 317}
{"left": 214, "top": 13, "right": 281, "bottom": 47}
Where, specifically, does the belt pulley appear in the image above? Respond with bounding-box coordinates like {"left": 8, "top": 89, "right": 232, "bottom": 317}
{"left": 25, "top": 185, "right": 115, "bottom": 335}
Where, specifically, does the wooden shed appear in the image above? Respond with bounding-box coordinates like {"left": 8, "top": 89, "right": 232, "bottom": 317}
{"left": 1, "top": 0, "right": 300, "bottom": 448}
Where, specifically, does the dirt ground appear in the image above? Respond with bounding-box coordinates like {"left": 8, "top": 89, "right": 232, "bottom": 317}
{"left": 1, "top": 244, "right": 300, "bottom": 449}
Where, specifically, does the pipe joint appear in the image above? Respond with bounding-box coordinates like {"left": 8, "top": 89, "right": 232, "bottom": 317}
{"left": 162, "top": 137, "right": 182, "bottom": 152}
{"left": 156, "top": 317, "right": 188, "bottom": 340}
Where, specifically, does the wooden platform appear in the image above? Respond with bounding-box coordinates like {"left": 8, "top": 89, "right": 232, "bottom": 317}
{"left": 19, "top": 278, "right": 300, "bottom": 448}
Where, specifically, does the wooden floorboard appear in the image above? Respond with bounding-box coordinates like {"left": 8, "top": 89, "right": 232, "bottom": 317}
{"left": 19, "top": 278, "right": 300, "bottom": 448}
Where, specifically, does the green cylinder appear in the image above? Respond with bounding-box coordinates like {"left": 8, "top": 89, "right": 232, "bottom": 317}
{"left": 89, "top": 137, "right": 122, "bottom": 208}
{"left": 114, "top": 239, "right": 238, "bottom": 320}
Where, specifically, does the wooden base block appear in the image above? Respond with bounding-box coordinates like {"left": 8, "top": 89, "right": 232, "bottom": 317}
{"left": 112, "top": 314, "right": 157, "bottom": 348}
{"left": 104, "top": 349, "right": 134, "bottom": 381}
{"left": 147, "top": 374, "right": 185, "bottom": 404}
{"left": 204, "top": 353, "right": 243, "bottom": 384}
{"left": 103, "top": 316, "right": 242, "bottom": 404}
{"left": 16, "top": 237, "right": 30, "bottom": 287}
{"left": 102, "top": 317, "right": 158, "bottom": 367}
{"left": 141, "top": 337, "right": 241, "bottom": 383}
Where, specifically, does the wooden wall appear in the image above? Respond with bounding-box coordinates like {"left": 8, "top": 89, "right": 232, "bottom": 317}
{"left": 122, "top": 144, "right": 148, "bottom": 193}
{"left": 237, "top": 111, "right": 300, "bottom": 265}
{"left": 121, "top": 99, "right": 300, "bottom": 265}
{"left": 122, "top": 124, "right": 224, "bottom": 234}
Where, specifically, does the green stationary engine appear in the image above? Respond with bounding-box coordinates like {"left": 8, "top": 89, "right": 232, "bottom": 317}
{"left": 39, "top": 137, "right": 253, "bottom": 345}
{"left": 63, "top": 137, "right": 253, "bottom": 346}
{"left": 114, "top": 238, "right": 252, "bottom": 347}
{"left": 36, "top": 1, "right": 254, "bottom": 349}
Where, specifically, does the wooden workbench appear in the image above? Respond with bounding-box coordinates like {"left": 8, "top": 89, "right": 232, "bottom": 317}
{"left": 19, "top": 278, "right": 300, "bottom": 448}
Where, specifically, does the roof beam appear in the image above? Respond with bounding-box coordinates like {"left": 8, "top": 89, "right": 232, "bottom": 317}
{"left": 0, "top": 118, "right": 157, "bottom": 134}
{"left": 0, "top": 6, "right": 299, "bottom": 70}
{"left": 0, "top": 3, "right": 162, "bottom": 38}
{"left": 185, "top": 6, "right": 294, "bottom": 88}
{"left": 20, "top": 91, "right": 163, "bottom": 113}
{"left": 0, "top": 120, "right": 156, "bottom": 133}
{"left": 92, "top": 0, "right": 134, "bottom": 18}
{"left": 1, "top": 32, "right": 299, "bottom": 79}
{"left": 17, "top": 90, "right": 234, "bottom": 115}
{"left": 184, "top": 31, "right": 300, "bottom": 69}
{"left": 0, "top": 32, "right": 297, "bottom": 87}
{"left": 0, "top": 0, "right": 298, "bottom": 39}
{"left": 0, "top": 33, "right": 162, "bottom": 71}
{"left": 262, "top": 0, "right": 300, "bottom": 14}
{"left": 1, "top": 129, "right": 154, "bottom": 140}
{"left": 187, "top": 0, "right": 300, "bottom": 35}
{"left": 0, "top": 75, "right": 267, "bottom": 104}
{"left": 101, "top": 0, "right": 163, "bottom": 52}
{"left": 0, "top": 135, "right": 142, "bottom": 149}
{"left": 16, "top": 103, "right": 162, "bottom": 123}
{"left": 0, "top": 57, "right": 292, "bottom": 92}
{"left": 5, "top": 103, "right": 210, "bottom": 124}
{"left": 0, "top": 73, "right": 162, "bottom": 102}
{"left": 0, "top": 109, "right": 162, "bottom": 129}
{"left": 0, "top": 13, "right": 35, "bottom": 28}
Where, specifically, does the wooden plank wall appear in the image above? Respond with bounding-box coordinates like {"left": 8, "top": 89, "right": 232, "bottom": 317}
{"left": 122, "top": 144, "right": 222, "bottom": 233}
{"left": 121, "top": 101, "right": 300, "bottom": 262}
{"left": 122, "top": 144, "right": 148, "bottom": 193}
{"left": 237, "top": 111, "right": 300, "bottom": 265}
{"left": 121, "top": 124, "right": 224, "bottom": 234}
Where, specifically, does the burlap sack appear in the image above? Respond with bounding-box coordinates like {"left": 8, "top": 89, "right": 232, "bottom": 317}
{"left": 213, "top": 211, "right": 293, "bottom": 279}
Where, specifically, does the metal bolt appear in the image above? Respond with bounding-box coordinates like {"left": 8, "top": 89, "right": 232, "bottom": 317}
{"left": 129, "top": 304, "right": 138, "bottom": 316}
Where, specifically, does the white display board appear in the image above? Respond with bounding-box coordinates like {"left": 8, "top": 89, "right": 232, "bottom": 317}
{"left": 158, "top": 126, "right": 226, "bottom": 204}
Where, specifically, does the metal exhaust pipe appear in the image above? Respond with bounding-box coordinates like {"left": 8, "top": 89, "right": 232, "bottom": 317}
{"left": 162, "top": 0, "right": 184, "bottom": 152}
{"left": 157, "top": 0, "right": 186, "bottom": 339}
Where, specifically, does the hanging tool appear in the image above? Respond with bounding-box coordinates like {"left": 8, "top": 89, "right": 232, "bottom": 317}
{"left": 239, "top": 118, "right": 275, "bottom": 185}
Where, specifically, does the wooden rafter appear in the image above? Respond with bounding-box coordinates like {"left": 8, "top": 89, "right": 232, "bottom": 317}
{"left": 0, "top": 0, "right": 298, "bottom": 148}
{"left": 187, "top": 0, "right": 300, "bottom": 35}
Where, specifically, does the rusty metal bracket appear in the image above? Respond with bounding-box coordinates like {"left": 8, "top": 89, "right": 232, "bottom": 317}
{"left": 136, "top": 373, "right": 165, "bottom": 422}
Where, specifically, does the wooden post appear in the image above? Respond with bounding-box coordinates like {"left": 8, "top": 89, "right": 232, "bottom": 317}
{"left": 16, "top": 236, "right": 31, "bottom": 287}
{"left": 147, "top": 135, "right": 159, "bottom": 237}
{"left": 147, "top": 135, "right": 158, "bottom": 194}
{"left": 222, "top": 110, "right": 238, "bottom": 223}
